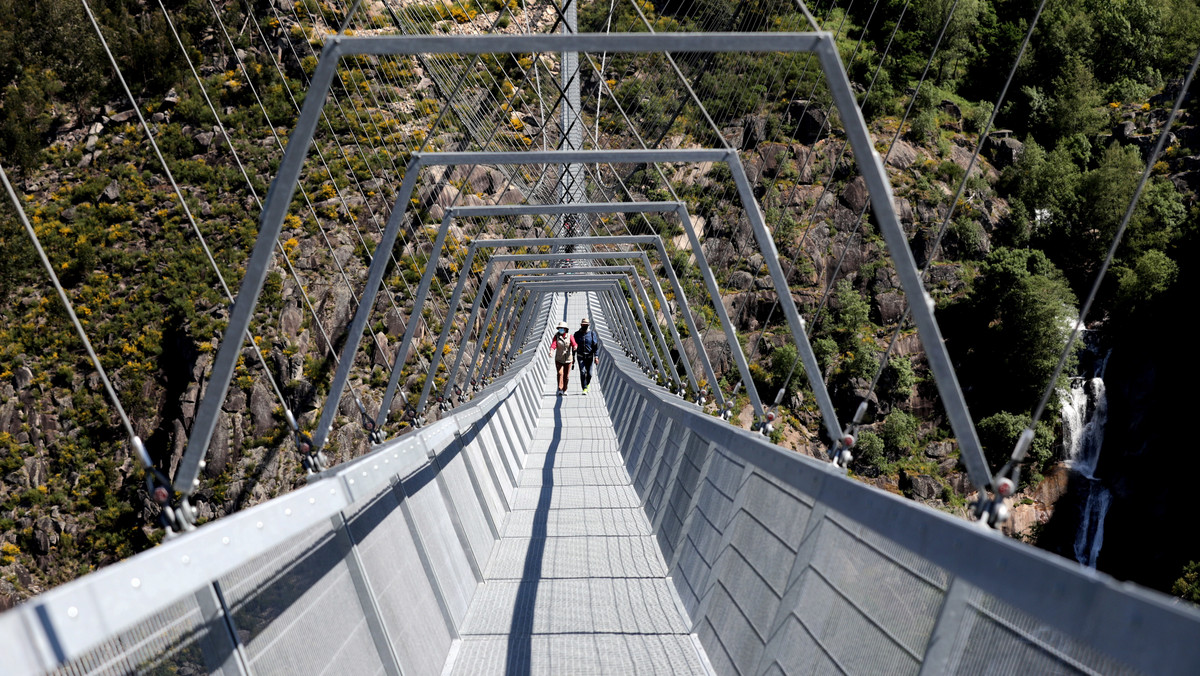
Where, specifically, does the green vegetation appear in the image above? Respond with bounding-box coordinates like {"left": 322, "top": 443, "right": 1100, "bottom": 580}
{"left": 1172, "top": 561, "right": 1200, "bottom": 605}
{"left": 0, "top": 0, "right": 472, "bottom": 594}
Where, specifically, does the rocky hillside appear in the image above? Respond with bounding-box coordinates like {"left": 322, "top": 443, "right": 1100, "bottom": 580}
{"left": 0, "top": 0, "right": 573, "bottom": 606}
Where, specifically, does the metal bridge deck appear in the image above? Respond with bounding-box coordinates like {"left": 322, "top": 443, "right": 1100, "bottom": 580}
{"left": 446, "top": 307, "right": 712, "bottom": 675}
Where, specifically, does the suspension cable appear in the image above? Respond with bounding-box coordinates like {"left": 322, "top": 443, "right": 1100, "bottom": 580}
{"left": 0, "top": 162, "right": 181, "bottom": 529}
{"left": 158, "top": 0, "right": 343, "bottom": 409}
{"left": 80, "top": 0, "right": 297, "bottom": 499}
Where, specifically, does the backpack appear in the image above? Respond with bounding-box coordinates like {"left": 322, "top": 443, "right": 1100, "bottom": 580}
{"left": 576, "top": 329, "right": 597, "bottom": 356}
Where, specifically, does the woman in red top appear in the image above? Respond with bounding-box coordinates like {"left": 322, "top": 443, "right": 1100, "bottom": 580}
{"left": 549, "top": 321, "right": 576, "bottom": 395}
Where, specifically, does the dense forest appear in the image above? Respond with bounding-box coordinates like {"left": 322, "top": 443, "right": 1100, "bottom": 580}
{"left": 1, "top": 0, "right": 1199, "bottom": 604}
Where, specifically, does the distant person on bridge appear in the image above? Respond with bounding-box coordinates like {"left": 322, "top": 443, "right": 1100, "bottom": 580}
{"left": 575, "top": 317, "right": 599, "bottom": 395}
{"left": 550, "top": 320, "right": 576, "bottom": 396}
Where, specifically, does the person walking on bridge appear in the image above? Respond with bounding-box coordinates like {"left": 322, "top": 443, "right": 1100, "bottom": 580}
{"left": 575, "top": 318, "right": 599, "bottom": 395}
{"left": 550, "top": 320, "right": 576, "bottom": 396}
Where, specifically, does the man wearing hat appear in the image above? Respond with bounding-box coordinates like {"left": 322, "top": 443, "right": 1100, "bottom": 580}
{"left": 549, "top": 320, "right": 576, "bottom": 395}
{"left": 574, "top": 317, "right": 600, "bottom": 395}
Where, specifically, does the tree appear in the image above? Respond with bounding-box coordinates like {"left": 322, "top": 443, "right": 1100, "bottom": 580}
{"left": 1000, "top": 138, "right": 1082, "bottom": 249}
{"left": 830, "top": 279, "right": 870, "bottom": 342}
{"left": 976, "top": 411, "right": 1056, "bottom": 480}
{"left": 948, "top": 247, "right": 1078, "bottom": 416}
{"left": 914, "top": 0, "right": 983, "bottom": 85}
{"left": 855, "top": 430, "right": 885, "bottom": 467}
{"left": 1116, "top": 249, "right": 1179, "bottom": 311}
{"left": 880, "top": 410, "right": 920, "bottom": 459}
{"left": 884, "top": 355, "right": 917, "bottom": 402}
{"left": 769, "top": 342, "right": 799, "bottom": 401}
{"left": 1046, "top": 57, "right": 1109, "bottom": 138}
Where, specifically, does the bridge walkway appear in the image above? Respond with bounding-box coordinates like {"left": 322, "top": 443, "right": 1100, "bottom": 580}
{"left": 446, "top": 305, "right": 712, "bottom": 674}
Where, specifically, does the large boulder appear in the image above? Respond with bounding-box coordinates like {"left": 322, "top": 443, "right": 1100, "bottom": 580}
{"left": 886, "top": 139, "right": 918, "bottom": 169}
{"left": 702, "top": 237, "right": 736, "bottom": 270}
{"left": 758, "top": 142, "right": 790, "bottom": 176}
{"left": 875, "top": 291, "right": 905, "bottom": 325}
{"left": 939, "top": 99, "right": 962, "bottom": 120}
{"left": 901, "top": 470, "right": 942, "bottom": 501}
{"left": 841, "top": 176, "right": 869, "bottom": 214}
{"left": 925, "top": 440, "right": 955, "bottom": 459}
{"left": 449, "top": 165, "right": 495, "bottom": 194}
{"left": 728, "top": 270, "right": 754, "bottom": 290}
{"left": 701, "top": 332, "right": 733, "bottom": 376}
{"left": 741, "top": 114, "right": 768, "bottom": 150}
{"left": 249, "top": 380, "right": 276, "bottom": 438}
{"left": 279, "top": 302, "right": 303, "bottom": 340}
{"left": 986, "top": 136, "right": 1024, "bottom": 169}
{"left": 787, "top": 101, "right": 827, "bottom": 143}
{"left": 13, "top": 367, "right": 32, "bottom": 390}
{"left": 205, "top": 410, "right": 231, "bottom": 478}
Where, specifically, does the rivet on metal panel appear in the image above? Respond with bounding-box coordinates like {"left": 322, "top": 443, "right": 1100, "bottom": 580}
{"left": 362, "top": 471, "right": 368, "bottom": 477}
{"left": 349, "top": 479, "right": 355, "bottom": 485}
{"left": 181, "top": 555, "right": 190, "bottom": 565}
{"left": 309, "top": 497, "right": 316, "bottom": 504}
{"left": 284, "top": 508, "right": 293, "bottom": 516}
{"left": 131, "top": 578, "right": 141, "bottom": 589}
{"left": 256, "top": 521, "right": 264, "bottom": 529}
{"left": 67, "top": 606, "right": 78, "bottom": 619}
{"left": 221, "top": 537, "right": 230, "bottom": 545}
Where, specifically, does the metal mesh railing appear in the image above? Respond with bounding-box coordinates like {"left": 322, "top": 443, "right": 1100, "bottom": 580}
{"left": 0, "top": 336, "right": 552, "bottom": 675}
{"left": 49, "top": 596, "right": 220, "bottom": 676}
{"left": 219, "top": 525, "right": 386, "bottom": 676}
{"left": 593, "top": 329, "right": 1200, "bottom": 676}
{"left": 6, "top": 306, "right": 1200, "bottom": 675}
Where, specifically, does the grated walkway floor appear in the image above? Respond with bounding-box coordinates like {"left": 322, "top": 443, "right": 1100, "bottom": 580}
{"left": 446, "top": 305, "right": 712, "bottom": 675}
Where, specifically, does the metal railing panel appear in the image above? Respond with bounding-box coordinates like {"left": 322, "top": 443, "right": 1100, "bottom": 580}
{"left": 345, "top": 487, "right": 456, "bottom": 676}
{"left": 669, "top": 447, "right": 747, "bottom": 617}
{"left": 456, "top": 427, "right": 510, "bottom": 534}
{"left": 398, "top": 464, "right": 480, "bottom": 630}
{"left": 46, "top": 594, "right": 234, "bottom": 676}
{"left": 217, "top": 525, "right": 385, "bottom": 676}
{"left": 595, "top": 342, "right": 1200, "bottom": 676}
{"left": 431, "top": 439, "right": 499, "bottom": 575}
{"left": 949, "top": 589, "right": 1143, "bottom": 675}
{"left": 656, "top": 434, "right": 709, "bottom": 564}
{"left": 0, "top": 350, "right": 548, "bottom": 673}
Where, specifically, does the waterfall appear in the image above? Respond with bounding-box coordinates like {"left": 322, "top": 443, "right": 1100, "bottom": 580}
{"left": 1059, "top": 346, "right": 1111, "bottom": 568}
{"left": 1061, "top": 382, "right": 1088, "bottom": 465}
{"left": 1074, "top": 485, "right": 1112, "bottom": 567}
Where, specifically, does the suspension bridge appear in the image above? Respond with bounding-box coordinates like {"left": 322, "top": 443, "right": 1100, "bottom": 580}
{"left": 1, "top": 0, "right": 1200, "bottom": 673}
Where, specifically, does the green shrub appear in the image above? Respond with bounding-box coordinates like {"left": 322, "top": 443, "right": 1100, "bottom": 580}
{"left": 976, "top": 411, "right": 1055, "bottom": 481}
{"left": 880, "top": 410, "right": 919, "bottom": 459}
{"left": 855, "top": 430, "right": 885, "bottom": 467}
{"left": 884, "top": 355, "right": 917, "bottom": 402}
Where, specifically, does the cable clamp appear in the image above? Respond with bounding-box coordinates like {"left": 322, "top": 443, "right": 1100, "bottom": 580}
{"left": 296, "top": 432, "right": 327, "bottom": 474}
{"left": 360, "top": 414, "right": 383, "bottom": 445}
{"left": 972, "top": 428, "right": 1032, "bottom": 528}
{"left": 829, "top": 427, "right": 856, "bottom": 468}
{"left": 971, "top": 494, "right": 1010, "bottom": 529}
{"left": 146, "top": 466, "right": 195, "bottom": 537}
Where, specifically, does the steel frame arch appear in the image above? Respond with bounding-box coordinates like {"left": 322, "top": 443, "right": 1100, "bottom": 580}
{"left": 181, "top": 31, "right": 992, "bottom": 512}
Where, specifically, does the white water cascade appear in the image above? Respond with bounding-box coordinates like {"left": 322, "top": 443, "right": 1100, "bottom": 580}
{"left": 1060, "top": 349, "right": 1111, "bottom": 568}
